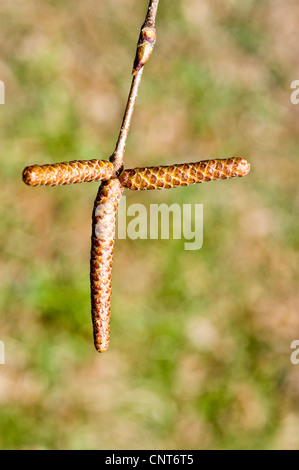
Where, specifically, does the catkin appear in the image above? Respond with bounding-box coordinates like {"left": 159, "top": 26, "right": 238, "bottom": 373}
{"left": 22, "top": 159, "right": 114, "bottom": 187}
{"left": 90, "top": 178, "right": 123, "bottom": 353}
{"left": 119, "top": 157, "right": 250, "bottom": 190}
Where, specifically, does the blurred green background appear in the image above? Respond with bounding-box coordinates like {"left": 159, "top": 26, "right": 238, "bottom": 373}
{"left": 0, "top": 0, "right": 299, "bottom": 450}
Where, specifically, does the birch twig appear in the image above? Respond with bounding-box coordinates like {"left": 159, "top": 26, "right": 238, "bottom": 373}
{"left": 110, "top": 0, "right": 160, "bottom": 173}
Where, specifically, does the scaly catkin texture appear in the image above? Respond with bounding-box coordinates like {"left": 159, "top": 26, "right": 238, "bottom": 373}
{"left": 22, "top": 159, "right": 114, "bottom": 187}
{"left": 90, "top": 179, "right": 123, "bottom": 353}
{"left": 119, "top": 157, "right": 250, "bottom": 190}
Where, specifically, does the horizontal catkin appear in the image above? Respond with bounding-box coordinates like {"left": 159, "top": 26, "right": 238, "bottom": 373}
{"left": 90, "top": 178, "right": 123, "bottom": 354}
{"left": 119, "top": 158, "right": 250, "bottom": 190}
{"left": 22, "top": 159, "right": 114, "bottom": 187}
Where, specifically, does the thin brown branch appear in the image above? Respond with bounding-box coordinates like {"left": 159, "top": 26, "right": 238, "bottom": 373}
{"left": 110, "top": 69, "right": 144, "bottom": 173}
{"left": 110, "top": 0, "right": 160, "bottom": 174}
{"left": 144, "top": 0, "right": 160, "bottom": 28}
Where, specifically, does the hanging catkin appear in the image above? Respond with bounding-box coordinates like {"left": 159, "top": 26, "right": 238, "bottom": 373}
{"left": 90, "top": 178, "right": 123, "bottom": 353}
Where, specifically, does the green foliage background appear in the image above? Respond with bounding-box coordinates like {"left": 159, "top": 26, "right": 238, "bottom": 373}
{"left": 0, "top": 0, "right": 299, "bottom": 449}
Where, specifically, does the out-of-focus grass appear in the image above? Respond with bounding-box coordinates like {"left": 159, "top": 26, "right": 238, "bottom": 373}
{"left": 0, "top": 0, "right": 299, "bottom": 450}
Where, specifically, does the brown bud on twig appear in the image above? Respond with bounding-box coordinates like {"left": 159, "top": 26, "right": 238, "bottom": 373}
{"left": 90, "top": 178, "right": 123, "bottom": 353}
{"left": 133, "top": 25, "right": 156, "bottom": 74}
{"left": 119, "top": 158, "right": 250, "bottom": 190}
{"left": 22, "top": 159, "right": 114, "bottom": 187}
